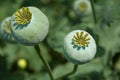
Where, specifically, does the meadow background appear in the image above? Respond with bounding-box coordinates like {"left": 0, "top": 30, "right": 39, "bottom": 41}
{"left": 0, "top": 0, "right": 120, "bottom": 80}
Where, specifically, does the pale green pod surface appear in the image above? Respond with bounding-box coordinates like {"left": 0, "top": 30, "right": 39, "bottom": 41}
{"left": 73, "top": 0, "right": 92, "bottom": 16}
{"left": 11, "top": 6, "right": 49, "bottom": 45}
{"left": 0, "top": 17, "right": 16, "bottom": 43}
{"left": 63, "top": 30, "right": 97, "bottom": 64}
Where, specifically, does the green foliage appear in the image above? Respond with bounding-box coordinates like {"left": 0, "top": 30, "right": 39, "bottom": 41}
{"left": 0, "top": 0, "right": 120, "bottom": 80}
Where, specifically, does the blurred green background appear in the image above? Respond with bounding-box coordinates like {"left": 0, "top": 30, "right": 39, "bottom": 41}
{"left": 0, "top": 0, "right": 120, "bottom": 80}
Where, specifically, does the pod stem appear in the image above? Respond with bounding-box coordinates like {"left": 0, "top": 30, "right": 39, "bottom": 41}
{"left": 34, "top": 45, "right": 54, "bottom": 80}
{"left": 57, "top": 64, "right": 78, "bottom": 80}
{"left": 90, "top": 0, "right": 97, "bottom": 24}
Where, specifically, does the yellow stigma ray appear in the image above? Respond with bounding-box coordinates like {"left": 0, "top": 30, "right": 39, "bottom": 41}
{"left": 73, "top": 31, "right": 90, "bottom": 47}
{"left": 14, "top": 7, "right": 32, "bottom": 25}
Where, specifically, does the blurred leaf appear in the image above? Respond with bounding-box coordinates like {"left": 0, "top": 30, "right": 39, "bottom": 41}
{"left": 53, "top": 58, "right": 103, "bottom": 79}
{"left": 0, "top": 0, "right": 24, "bottom": 21}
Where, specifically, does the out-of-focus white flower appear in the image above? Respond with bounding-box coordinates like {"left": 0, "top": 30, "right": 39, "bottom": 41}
{"left": 11, "top": 6, "right": 49, "bottom": 45}
{"left": 63, "top": 30, "right": 96, "bottom": 64}
{"left": 0, "top": 17, "right": 16, "bottom": 43}
{"left": 73, "top": 0, "right": 92, "bottom": 16}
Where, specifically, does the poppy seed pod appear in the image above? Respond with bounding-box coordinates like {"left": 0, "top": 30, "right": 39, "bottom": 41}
{"left": 63, "top": 30, "right": 96, "bottom": 64}
{"left": 10, "top": 6, "right": 49, "bottom": 45}
{"left": 73, "top": 0, "right": 92, "bottom": 16}
{"left": 0, "top": 17, "right": 16, "bottom": 43}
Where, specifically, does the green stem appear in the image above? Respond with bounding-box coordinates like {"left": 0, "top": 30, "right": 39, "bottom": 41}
{"left": 90, "top": 0, "right": 97, "bottom": 24}
{"left": 34, "top": 45, "right": 54, "bottom": 80}
{"left": 56, "top": 64, "right": 78, "bottom": 80}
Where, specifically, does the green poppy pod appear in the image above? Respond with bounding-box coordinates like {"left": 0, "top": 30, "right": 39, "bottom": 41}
{"left": 73, "top": 0, "right": 92, "bottom": 16}
{"left": 63, "top": 30, "right": 97, "bottom": 64}
{"left": 0, "top": 17, "right": 16, "bottom": 43}
{"left": 11, "top": 6, "right": 49, "bottom": 45}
